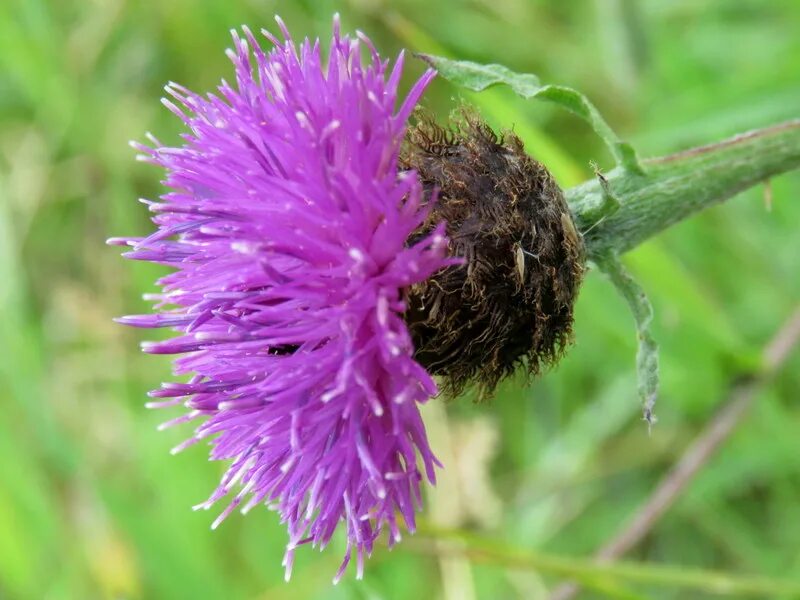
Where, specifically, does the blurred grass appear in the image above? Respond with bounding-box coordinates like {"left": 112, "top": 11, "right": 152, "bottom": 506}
{"left": 1, "top": 0, "right": 799, "bottom": 599}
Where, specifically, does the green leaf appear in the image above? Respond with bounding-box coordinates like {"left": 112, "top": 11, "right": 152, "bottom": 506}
{"left": 387, "top": 13, "right": 586, "bottom": 184}
{"left": 419, "top": 54, "right": 644, "bottom": 173}
{"left": 598, "top": 255, "right": 659, "bottom": 426}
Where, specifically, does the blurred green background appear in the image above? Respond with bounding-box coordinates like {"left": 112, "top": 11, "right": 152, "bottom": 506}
{"left": 1, "top": 0, "right": 799, "bottom": 598}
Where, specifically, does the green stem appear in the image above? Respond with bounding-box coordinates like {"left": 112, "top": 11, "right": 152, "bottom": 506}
{"left": 568, "top": 120, "right": 800, "bottom": 258}
{"left": 413, "top": 527, "right": 800, "bottom": 597}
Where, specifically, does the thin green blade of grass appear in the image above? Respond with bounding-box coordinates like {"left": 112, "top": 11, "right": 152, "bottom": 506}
{"left": 414, "top": 527, "right": 800, "bottom": 597}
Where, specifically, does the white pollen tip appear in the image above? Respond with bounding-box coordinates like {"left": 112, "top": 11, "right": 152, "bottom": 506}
{"left": 348, "top": 247, "right": 364, "bottom": 262}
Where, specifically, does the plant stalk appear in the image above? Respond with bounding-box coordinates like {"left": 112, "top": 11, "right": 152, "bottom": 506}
{"left": 411, "top": 526, "right": 800, "bottom": 597}
{"left": 567, "top": 120, "right": 800, "bottom": 258}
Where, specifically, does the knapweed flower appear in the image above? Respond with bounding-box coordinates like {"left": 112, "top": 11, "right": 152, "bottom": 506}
{"left": 110, "top": 16, "right": 454, "bottom": 581}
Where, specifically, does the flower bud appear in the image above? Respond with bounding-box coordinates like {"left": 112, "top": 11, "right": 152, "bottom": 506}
{"left": 402, "top": 111, "right": 585, "bottom": 397}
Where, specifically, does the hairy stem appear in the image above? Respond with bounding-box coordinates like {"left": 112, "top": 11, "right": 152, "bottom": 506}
{"left": 568, "top": 120, "right": 800, "bottom": 258}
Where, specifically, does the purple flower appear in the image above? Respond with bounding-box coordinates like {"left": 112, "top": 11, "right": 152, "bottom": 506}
{"left": 110, "top": 16, "right": 455, "bottom": 581}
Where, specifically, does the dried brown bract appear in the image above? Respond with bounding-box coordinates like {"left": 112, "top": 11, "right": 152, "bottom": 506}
{"left": 402, "top": 110, "right": 585, "bottom": 398}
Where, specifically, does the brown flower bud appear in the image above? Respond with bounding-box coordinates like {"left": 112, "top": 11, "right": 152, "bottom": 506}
{"left": 402, "top": 110, "right": 585, "bottom": 398}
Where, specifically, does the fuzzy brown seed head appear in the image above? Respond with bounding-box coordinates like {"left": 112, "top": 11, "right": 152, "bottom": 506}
{"left": 402, "top": 111, "right": 585, "bottom": 398}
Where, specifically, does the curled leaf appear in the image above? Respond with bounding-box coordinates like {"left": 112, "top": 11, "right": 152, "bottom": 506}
{"left": 598, "top": 255, "right": 659, "bottom": 427}
{"left": 418, "top": 54, "right": 644, "bottom": 174}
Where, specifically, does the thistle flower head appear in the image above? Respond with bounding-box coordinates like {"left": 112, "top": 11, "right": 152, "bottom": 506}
{"left": 402, "top": 111, "right": 585, "bottom": 397}
{"left": 110, "top": 16, "right": 453, "bottom": 581}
